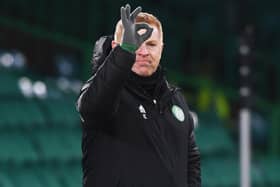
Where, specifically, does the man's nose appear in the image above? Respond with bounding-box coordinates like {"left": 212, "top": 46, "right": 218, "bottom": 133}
{"left": 136, "top": 44, "right": 149, "bottom": 56}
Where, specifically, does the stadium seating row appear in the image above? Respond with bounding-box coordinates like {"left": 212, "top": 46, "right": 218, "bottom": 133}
{"left": 0, "top": 164, "right": 81, "bottom": 187}
{"left": 0, "top": 130, "right": 81, "bottom": 164}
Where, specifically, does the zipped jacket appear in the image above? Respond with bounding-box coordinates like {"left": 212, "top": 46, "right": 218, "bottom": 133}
{"left": 77, "top": 44, "right": 201, "bottom": 187}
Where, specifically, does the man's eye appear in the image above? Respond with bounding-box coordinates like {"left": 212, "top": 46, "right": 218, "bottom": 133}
{"left": 148, "top": 43, "right": 156, "bottom": 46}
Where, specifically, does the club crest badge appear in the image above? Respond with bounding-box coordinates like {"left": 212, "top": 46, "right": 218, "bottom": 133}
{"left": 171, "top": 105, "right": 185, "bottom": 122}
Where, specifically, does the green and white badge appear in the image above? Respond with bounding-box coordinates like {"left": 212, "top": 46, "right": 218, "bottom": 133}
{"left": 171, "top": 105, "right": 185, "bottom": 122}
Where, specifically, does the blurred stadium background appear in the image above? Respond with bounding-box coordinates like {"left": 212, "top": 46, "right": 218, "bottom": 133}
{"left": 0, "top": 0, "right": 280, "bottom": 187}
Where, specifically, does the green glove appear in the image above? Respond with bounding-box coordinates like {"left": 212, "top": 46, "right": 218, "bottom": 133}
{"left": 120, "top": 4, "right": 153, "bottom": 52}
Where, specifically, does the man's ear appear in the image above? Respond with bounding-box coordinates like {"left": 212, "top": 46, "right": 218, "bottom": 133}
{"left": 111, "top": 40, "right": 119, "bottom": 48}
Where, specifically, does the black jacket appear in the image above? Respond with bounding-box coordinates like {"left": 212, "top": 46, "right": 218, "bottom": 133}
{"left": 77, "top": 39, "right": 201, "bottom": 187}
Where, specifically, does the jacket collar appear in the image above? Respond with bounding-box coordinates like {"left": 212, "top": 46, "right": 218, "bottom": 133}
{"left": 124, "top": 68, "right": 178, "bottom": 111}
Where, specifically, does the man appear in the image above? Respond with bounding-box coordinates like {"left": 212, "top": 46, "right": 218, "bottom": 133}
{"left": 77, "top": 4, "right": 201, "bottom": 187}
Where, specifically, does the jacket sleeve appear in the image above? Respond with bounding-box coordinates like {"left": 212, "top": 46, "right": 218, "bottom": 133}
{"left": 187, "top": 112, "right": 201, "bottom": 187}
{"left": 76, "top": 46, "right": 135, "bottom": 125}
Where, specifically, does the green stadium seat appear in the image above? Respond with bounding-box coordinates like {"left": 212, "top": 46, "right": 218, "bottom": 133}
{"left": 0, "top": 99, "right": 46, "bottom": 129}
{"left": 202, "top": 158, "right": 239, "bottom": 187}
{"left": 4, "top": 165, "right": 73, "bottom": 187}
{"left": 202, "top": 158, "right": 266, "bottom": 187}
{"left": 61, "top": 130, "right": 82, "bottom": 159}
{"left": 201, "top": 157, "right": 272, "bottom": 187}
{"left": 0, "top": 132, "right": 38, "bottom": 164}
{"left": 39, "top": 98, "right": 80, "bottom": 128}
{"left": 0, "top": 172, "right": 14, "bottom": 187}
{"left": 251, "top": 162, "right": 266, "bottom": 187}
{"left": 8, "top": 168, "right": 44, "bottom": 187}
{"left": 57, "top": 164, "right": 82, "bottom": 187}
{"left": 34, "top": 166, "right": 63, "bottom": 187}
{"left": 195, "top": 125, "right": 236, "bottom": 157}
{"left": 33, "top": 129, "right": 81, "bottom": 163}
{"left": 260, "top": 158, "right": 280, "bottom": 186}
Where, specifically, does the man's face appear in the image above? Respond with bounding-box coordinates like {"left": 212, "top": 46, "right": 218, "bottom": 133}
{"left": 132, "top": 25, "right": 163, "bottom": 77}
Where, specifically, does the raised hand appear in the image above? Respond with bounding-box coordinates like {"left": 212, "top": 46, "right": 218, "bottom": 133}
{"left": 120, "top": 4, "right": 153, "bottom": 52}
